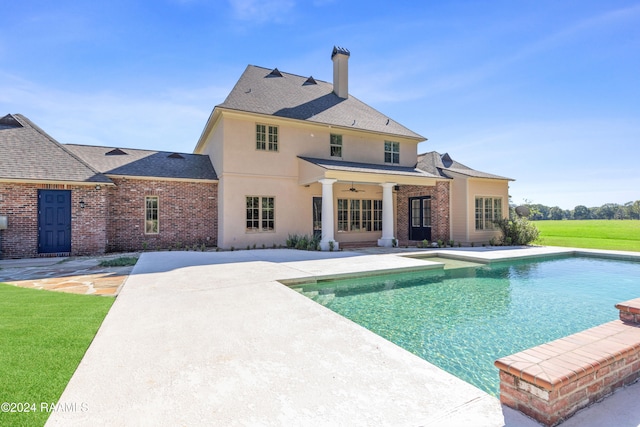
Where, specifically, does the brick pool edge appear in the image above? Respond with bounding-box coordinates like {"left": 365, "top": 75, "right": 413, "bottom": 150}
{"left": 495, "top": 298, "right": 640, "bottom": 426}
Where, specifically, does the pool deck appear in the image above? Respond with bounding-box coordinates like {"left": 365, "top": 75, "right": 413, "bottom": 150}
{"left": 45, "top": 246, "right": 640, "bottom": 426}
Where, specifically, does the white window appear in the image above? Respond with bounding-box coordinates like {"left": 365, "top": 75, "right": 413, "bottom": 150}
{"left": 337, "top": 198, "right": 382, "bottom": 232}
{"left": 256, "top": 124, "right": 278, "bottom": 151}
{"left": 373, "top": 200, "right": 383, "bottom": 231}
{"left": 330, "top": 134, "right": 342, "bottom": 157}
{"left": 246, "top": 196, "right": 275, "bottom": 232}
{"left": 384, "top": 141, "right": 399, "bottom": 164}
{"left": 475, "top": 197, "right": 502, "bottom": 230}
{"left": 145, "top": 196, "right": 159, "bottom": 234}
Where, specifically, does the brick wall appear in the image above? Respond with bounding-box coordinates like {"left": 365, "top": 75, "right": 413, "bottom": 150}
{"left": 106, "top": 178, "right": 217, "bottom": 252}
{"left": 72, "top": 185, "right": 108, "bottom": 256}
{"left": 0, "top": 179, "right": 218, "bottom": 258}
{"left": 495, "top": 298, "right": 640, "bottom": 426}
{"left": 396, "top": 181, "right": 450, "bottom": 245}
{"left": 0, "top": 183, "right": 107, "bottom": 258}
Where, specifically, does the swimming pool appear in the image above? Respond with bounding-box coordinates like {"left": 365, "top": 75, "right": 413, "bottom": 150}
{"left": 291, "top": 255, "right": 640, "bottom": 396}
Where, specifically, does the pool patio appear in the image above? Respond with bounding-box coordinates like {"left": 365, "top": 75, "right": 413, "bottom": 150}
{"left": 45, "top": 246, "right": 640, "bottom": 426}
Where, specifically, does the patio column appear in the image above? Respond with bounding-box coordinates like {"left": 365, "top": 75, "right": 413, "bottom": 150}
{"left": 319, "top": 178, "right": 339, "bottom": 251}
{"left": 377, "top": 182, "right": 397, "bottom": 247}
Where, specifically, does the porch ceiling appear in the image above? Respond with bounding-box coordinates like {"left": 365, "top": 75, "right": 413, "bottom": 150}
{"left": 298, "top": 156, "right": 442, "bottom": 186}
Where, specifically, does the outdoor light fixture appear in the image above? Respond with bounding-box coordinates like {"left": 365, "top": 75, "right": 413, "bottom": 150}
{"left": 79, "top": 200, "right": 86, "bottom": 209}
{"left": 95, "top": 184, "right": 101, "bottom": 190}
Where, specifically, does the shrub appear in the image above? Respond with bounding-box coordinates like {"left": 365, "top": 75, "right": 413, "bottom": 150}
{"left": 287, "top": 233, "right": 321, "bottom": 251}
{"left": 286, "top": 233, "right": 300, "bottom": 248}
{"left": 493, "top": 217, "right": 540, "bottom": 246}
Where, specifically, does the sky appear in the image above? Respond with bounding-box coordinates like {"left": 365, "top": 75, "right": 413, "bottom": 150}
{"left": 1, "top": 0, "right": 638, "bottom": 210}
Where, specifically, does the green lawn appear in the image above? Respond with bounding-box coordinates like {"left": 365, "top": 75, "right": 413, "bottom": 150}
{"left": 0, "top": 284, "right": 113, "bottom": 427}
{"left": 533, "top": 220, "right": 640, "bottom": 252}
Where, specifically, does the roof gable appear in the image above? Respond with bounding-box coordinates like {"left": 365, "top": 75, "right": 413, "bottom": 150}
{"left": 0, "top": 114, "right": 111, "bottom": 184}
{"left": 417, "top": 151, "right": 513, "bottom": 181}
{"left": 215, "top": 65, "right": 424, "bottom": 140}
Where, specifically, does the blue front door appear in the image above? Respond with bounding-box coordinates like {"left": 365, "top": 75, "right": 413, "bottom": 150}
{"left": 38, "top": 190, "right": 72, "bottom": 253}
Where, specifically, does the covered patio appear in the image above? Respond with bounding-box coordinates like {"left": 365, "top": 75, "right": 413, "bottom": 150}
{"left": 298, "top": 156, "right": 447, "bottom": 250}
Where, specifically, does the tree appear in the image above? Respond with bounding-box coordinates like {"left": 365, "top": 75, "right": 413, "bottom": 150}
{"left": 596, "top": 203, "right": 619, "bottom": 220}
{"left": 548, "top": 206, "right": 563, "bottom": 220}
{"left": 634, "top": 201, "right": 640, "bottom": 220}
{"left": 573, "top": 205, "right": 589, "bottom": 220}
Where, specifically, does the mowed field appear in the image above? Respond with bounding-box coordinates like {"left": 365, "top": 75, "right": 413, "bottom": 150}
{"left": 533, "top": 220, "right": 640, "bottom": 252}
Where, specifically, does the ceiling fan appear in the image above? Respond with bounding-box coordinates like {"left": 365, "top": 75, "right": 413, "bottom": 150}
{"left": 342, "top": 182, "right": 364, "bottom": 193}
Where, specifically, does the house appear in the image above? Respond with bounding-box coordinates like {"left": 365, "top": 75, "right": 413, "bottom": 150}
{"left": 194, "top": 46, "right": 511, "bottom": 250}
{"left": 0, "top": 46, "right": 511, "bottom": 258}
{"left": 0, "top": 113, "right": 217, "bottom": 258}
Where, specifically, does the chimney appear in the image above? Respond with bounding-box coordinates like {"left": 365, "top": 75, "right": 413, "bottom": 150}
{"left": 331, "top": 46, "right": 350, "bottom": 98}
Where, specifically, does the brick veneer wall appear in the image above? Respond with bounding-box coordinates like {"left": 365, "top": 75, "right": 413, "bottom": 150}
{"left": 0, "top": 179, "right": 217, "bottom": 258}
{"left": 396, "top": 181, "right": 450, "bottom": 245}
{"left": 0, "top": 183, "right": 107, "bottom": 258}
{"left": 106, "top": 178, "right": 217, "bottom": 252}
{"left": 495, "top": 298, "right": 640, "bottom": 426}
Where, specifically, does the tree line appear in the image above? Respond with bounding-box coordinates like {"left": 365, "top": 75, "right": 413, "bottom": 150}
{"left": 519, "top": 201, "right": 640, "bottom": 220}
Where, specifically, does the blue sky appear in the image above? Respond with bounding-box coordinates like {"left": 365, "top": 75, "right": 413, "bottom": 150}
{"left": 1, "top": 0, "right": 638, "bottom": 210}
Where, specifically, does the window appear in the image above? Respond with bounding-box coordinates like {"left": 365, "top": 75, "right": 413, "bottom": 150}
{"left": 256, "top": 124, "right": 278, "bottom": 151}
{"left": 384, "top": 141, "right": 399, "bottom": 164}
{"left": 422, "top": 198, "right": 431, "bottom": 227}
{"left": 361, "top": 200, "right": 372, "bottom": 231}
{"left": 330, "top": 134, "right": 342, "bottom": 157}
{"left": 246, "top": 196, "right": 275, "bottom": 232}
{"left": 350, "top": 199, "right": 361, "bottom": 231}
{"left": 475, "top": 197, "right": 502, "bottom": 230}
{"left": 411, "top": 199, "right": 421, "bottom": 227}
{"left": 337, "top": 198, "right": 382, "bottom": 232}
{"left": 145, "top": 196, "right": 159, "bottom": 234}
{"left": 337, "top": 199, "right": 349, "bottom": 232}
{"left": 373, "top": 200, "right": 383, "bottom": 231}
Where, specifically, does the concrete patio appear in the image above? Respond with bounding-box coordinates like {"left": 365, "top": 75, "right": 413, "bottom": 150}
{"left": 42, "top": 247, "right": 640, "bottom": 426}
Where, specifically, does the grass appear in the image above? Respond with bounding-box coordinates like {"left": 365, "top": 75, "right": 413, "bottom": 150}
{"left": 98, "top": 256, "right": 138, "bottom": 267}
{"left": 0, "top": 284, "right": 113, "bottom": 427}
{"left": 533, "top": 220, "right": 640, "bottom": 252}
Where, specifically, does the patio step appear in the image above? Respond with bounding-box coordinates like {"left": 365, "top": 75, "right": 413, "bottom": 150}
{"left": 339, "top": 241, "right": 378, "bottom": 249}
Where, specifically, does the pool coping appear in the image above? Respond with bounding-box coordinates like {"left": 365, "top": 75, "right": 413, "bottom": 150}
{"left": 45, "top": 246, "right": 640, "bottom": 427}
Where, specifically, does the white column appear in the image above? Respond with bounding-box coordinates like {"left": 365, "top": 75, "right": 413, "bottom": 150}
{"left": 378, "top": 182, "right": 397, "bottom": 247}
{"left": 319, "top": 179, "right": 339, "bottom": 251}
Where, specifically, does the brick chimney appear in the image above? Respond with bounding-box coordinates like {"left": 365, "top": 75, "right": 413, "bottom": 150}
{"left": 331, "top": 46, "right": 350, "bottom": 99}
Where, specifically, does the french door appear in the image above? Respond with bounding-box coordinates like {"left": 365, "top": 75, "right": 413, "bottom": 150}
{"left": 409, "top": 196, "right": 431, "bottom": 241}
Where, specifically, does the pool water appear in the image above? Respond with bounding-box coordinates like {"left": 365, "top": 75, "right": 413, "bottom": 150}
{"left": 291, "top": 255, "right": 640, "bottom": 396}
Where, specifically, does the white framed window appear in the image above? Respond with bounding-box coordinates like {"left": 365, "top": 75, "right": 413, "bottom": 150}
{"left": 373, "top": 200, "right": 383, "bottom": 231}
{"left": 330, "top": 134, "right": 342, "bottom": 157}
{"left": 337, "top": 198, "right": 382, "bottom": 232}
{"left": 384, "top": 141, "right": 399, "bottom": 164}
{"left": 145, "top": 196, "right": 159, "bottom": 234}
{"left": 475, "top": 196, "right": 502, "bottom": 230}
{"left": 256, "top": 124, "right": 278, "bottom": 151}
{"left": 246, "top": 196, "right": 275, "bottom": 232}
{"left": 337, "top": 199, "right": 349, "bottom": 232}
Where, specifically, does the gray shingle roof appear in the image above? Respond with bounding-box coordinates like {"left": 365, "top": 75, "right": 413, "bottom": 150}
{"left": 0, "top": 114, "right": 111, "bottom": 183}
{"left": 65, "top": 144, "right": 217, "bottom": 180}
{"left": 218, "top": 65, "right": 425, "bottom": 140}
{"left": 299, "top": 156, "right": 442, "bottom": 179}
{"left": 417, "top": 151, "right": 513, "bottom": 180}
